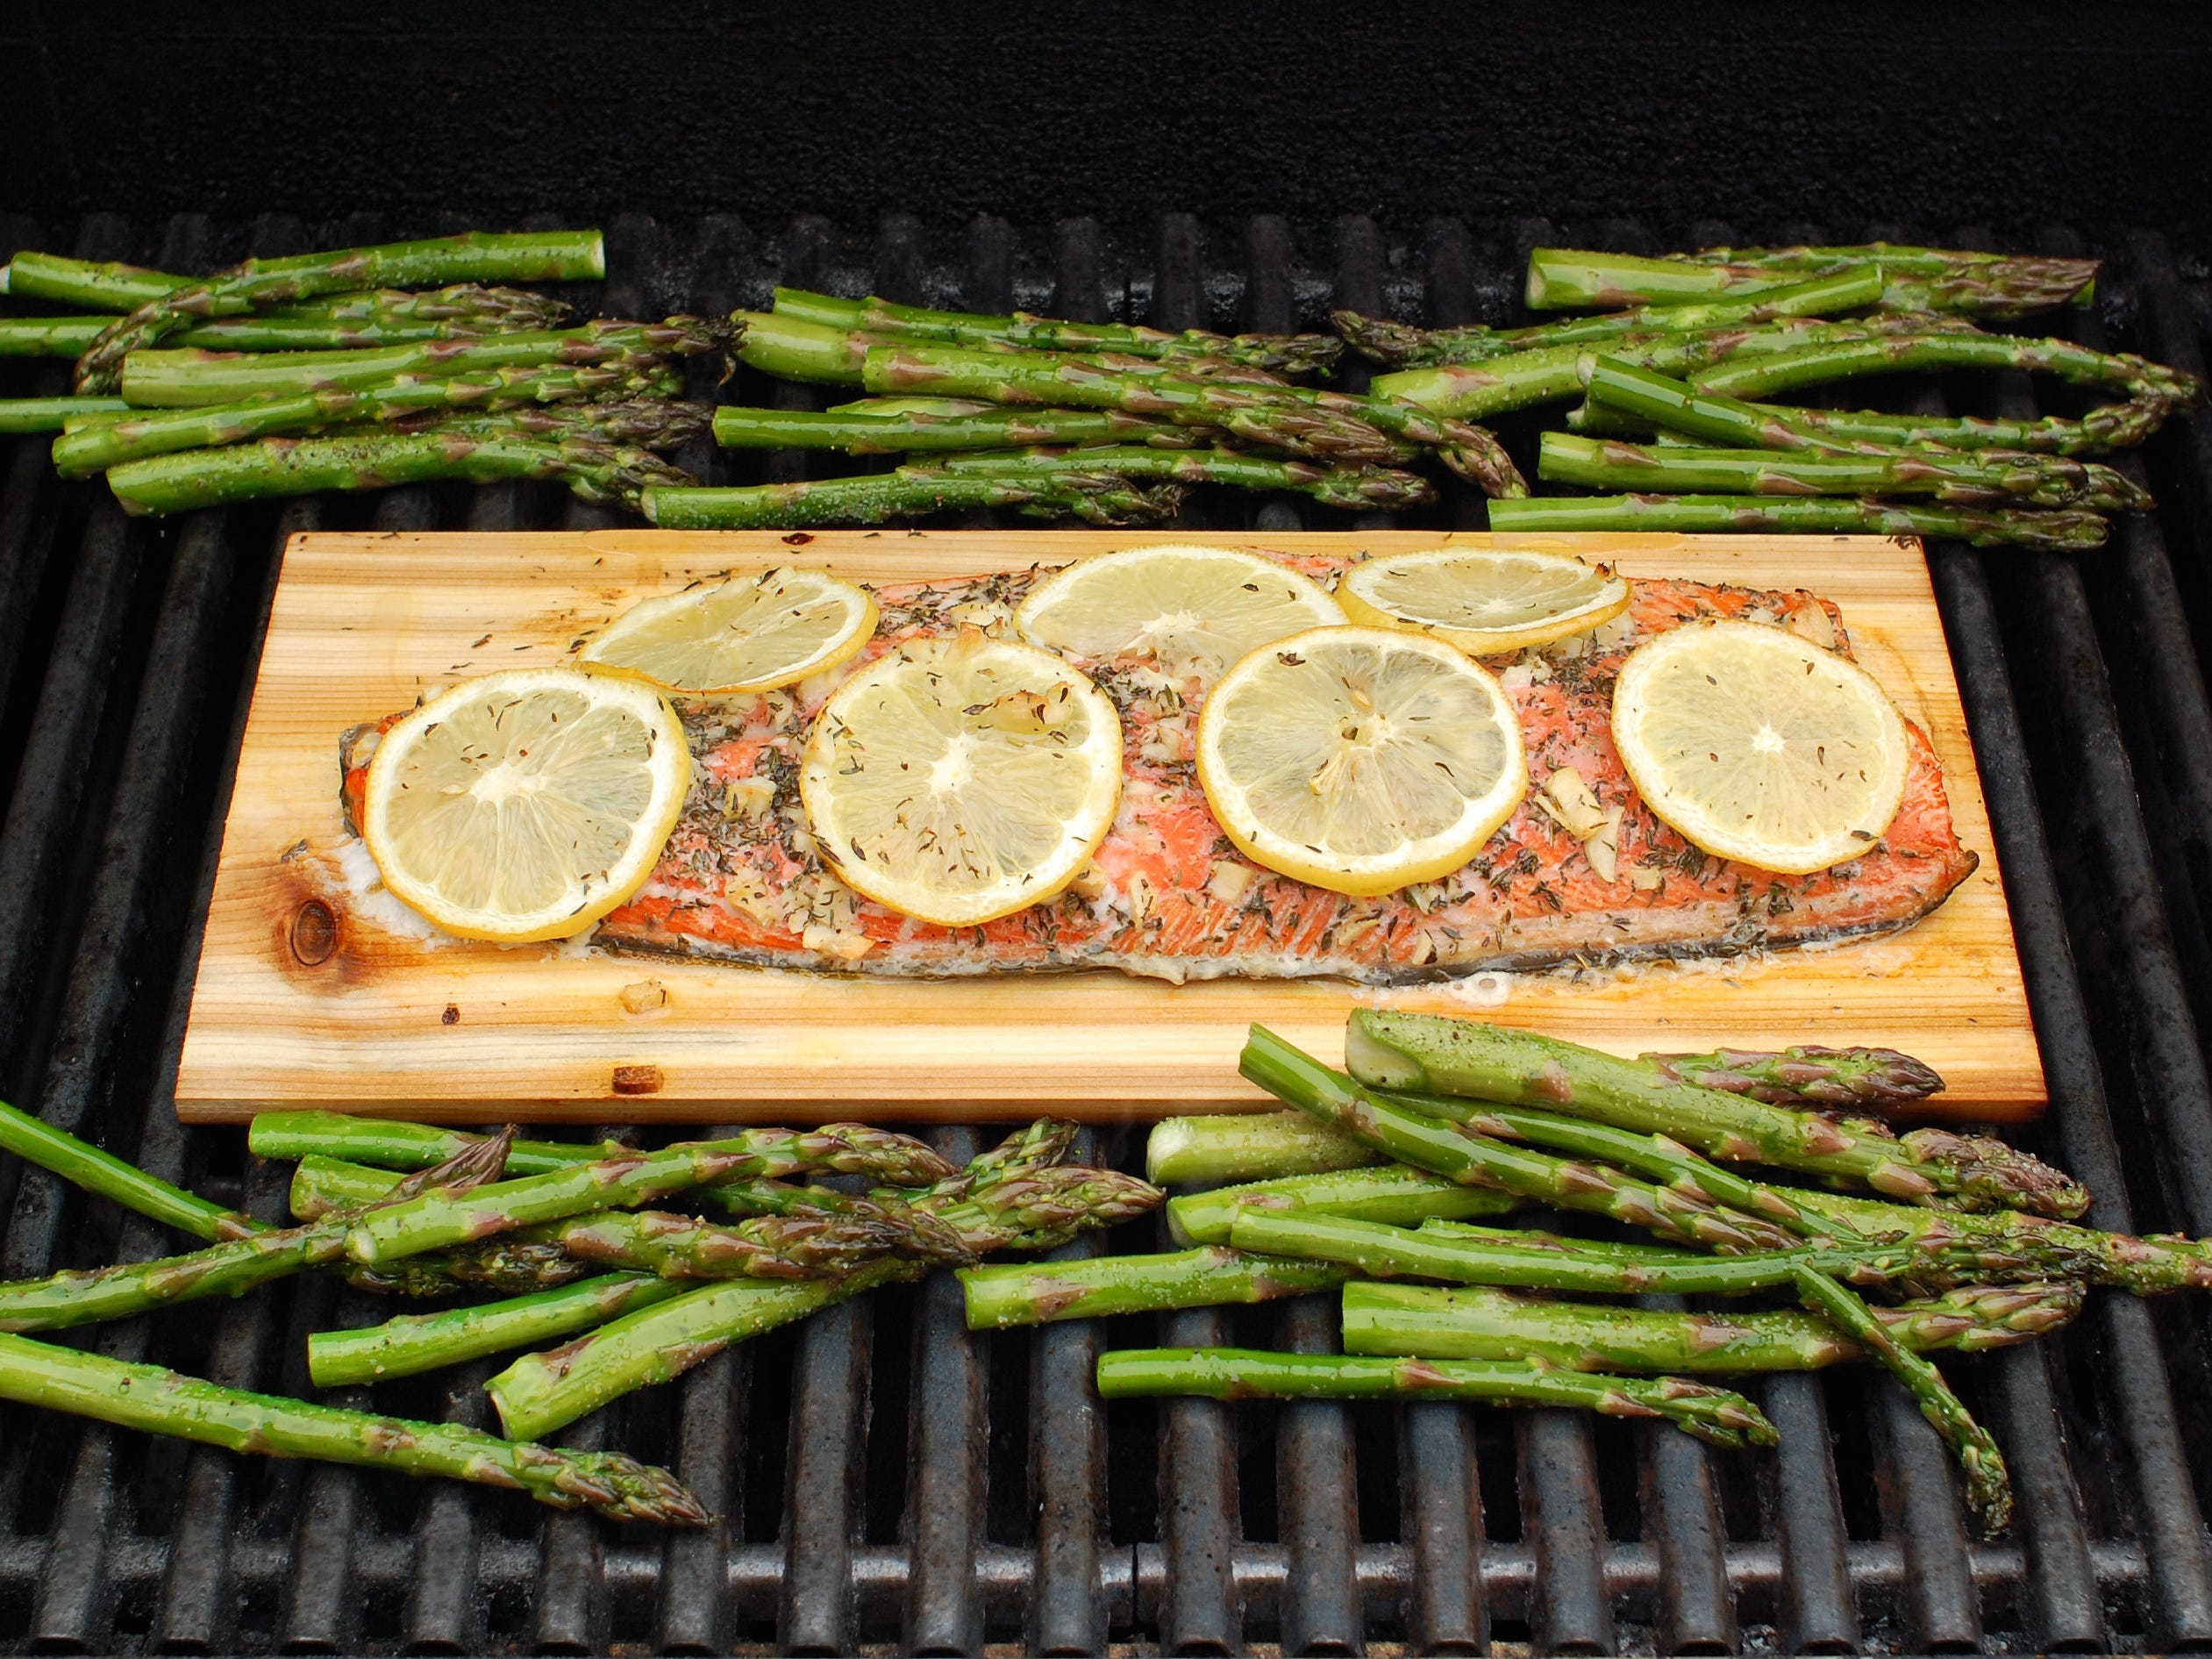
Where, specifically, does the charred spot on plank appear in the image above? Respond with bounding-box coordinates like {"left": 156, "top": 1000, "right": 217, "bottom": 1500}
{"left": 441, "top": 1004, "right": 460, "bottom": 1026}
{"left": 613, "top": 1063, "right": 665, "bottom": 1096}
{"left": 781, "top": 532, "right": 815, "bottom": 545}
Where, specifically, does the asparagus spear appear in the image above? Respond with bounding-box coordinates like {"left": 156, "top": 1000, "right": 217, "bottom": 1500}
{"left": 1696, "top": 400, "right": 2157, "bottom": 457}
{"left": 1225, "top": 1207, "right": 2058, "bottom": 1298}
{"left": 1792, "top": 1264, "right": 2012, "bottom": 1534}
{"left": 73, "top": 230, "right": 608, "bottom": 390}
{"left": 116, "top": 318, "right": 723, "bottom": 406}
{"left": 409, "top": 399, "right": 710, "bottom": 453}
{"left": 961, "top": 1246, "right": 1349, "bottom": 1327}
{"left": 0, "top": 397, "right": 132, "bottom": 435}
{"left": 1538, "top": 431, "right": 2148, "bottom": 512}
{"left": 308, "top": 1274, "right": 685, "bottom": 1387}
{"left": 1340, "top": 1280, "right": 2082, "bottom": 1369}
{"left": 1645, "top": 1045, "right": 1944, "bottom": 1112}
{"left": 1331, "top": 268, "right": 1886, "bottom": 368}
{"left": 1484, "top": 492, "right": 2111, "bottom": 553}
{"left": 770, "top": 286, "right": 1344, "bottom": 375}
{"left": 488, "top": 1143, "right": 1158, "bottom": 1440}
{"left": 104, "top": 430, "right": 695, "bottom": 517}
{"left": 340, "top": 1125, "right": 953, "bottom": 1267}
{"left": 1344, "top": 1012, "right": 2089, "bottom": 1218}
{"left": 1526, "top": 245, "right": 2098, "bottom": 318}
{"left": 1574, "top": 357, "right": 2154, "bottom": 509}
{"left": 0, "top": 1330, "right": 703, "bottom": 1524}
{"left": 1166, "top": 1164, "right": 1520, "bottom": 1246}
{"left": 644, "top": 470, "right": 1184, "bottom": 530}
{"left": 1239, "top": 1027, "right": 1796, "bottom": 1251}
{"left": 52, "top": 362, "right": 679, "bottom": 476}
{"left": 0, "top": 1133, "right": 516, "bottom": 1333}
{"left": 925, "top": 445, "right": 1438, "bottom": 511}
{"left": 711, "top": 404, "right": 1198, "bottom": 454}
{"left": 247, "top": 1110, "right": 625, "bottom": 1174}
{"left": 1, "top": 250, "right": 582, "bottom": 324}
{"left": 1094, "top": 1347, "right": 1778, "bottom": 1449}
{"left": 1, "top": 292, "right": 572, "bottom": 359}
{"left": 1690, "top": 332, "right": 2201, "bottom": 411}
{"left": 1, "top": 252, "right": 187, "bottom": 310}
{"left": 1146, "top": 1112, "right": 1380, "bottom": 1185}
{"left": 858, "top": 340, "right": 1401, "bottom": 463}
{"left": 0, "top": 1098, "right": 255, "bottom": 1243}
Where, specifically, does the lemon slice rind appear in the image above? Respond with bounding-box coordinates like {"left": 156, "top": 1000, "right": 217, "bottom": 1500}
{"left": 361, "top": 668, "right": 691, "bottom": 943}
{"left": 800, "top": 633, "right": 1124, "bottom": 927}
{"left": 1195, "top": 625, "right": 1528, "bottom": 897}
{"left": 1610, "top": 619, "right": 1912, "bottom": 876}
{"left": 1339, "top": 545, "right": 1631, "bottom": 656}
{"left": 1014, "top": 542, "right": 1347, "bottom": 676}
{"left": 581, "top": 567, "right": 878, "bottom": 695}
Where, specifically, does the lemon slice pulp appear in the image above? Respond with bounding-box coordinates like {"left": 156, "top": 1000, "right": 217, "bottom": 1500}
{"left": 800, "top": 632, "right": 1124, "bottom": 926}
{"left": 1610, "top": 619, "right": 1912, "bottom": 875}
{"left": 582, "top": 567, "right": 877, "bottom": 695}
{"left": 362, "top": 668, "right": 691, "bottom": 941}
{"left": 1195, "top": 626, "right": 1527, "bottom": 897}
{"left": 1014, "top": 542, "right": 1346, "bottom": 676}
{"left": 1339, "top": 545, "right": 1631, "bottom": 655}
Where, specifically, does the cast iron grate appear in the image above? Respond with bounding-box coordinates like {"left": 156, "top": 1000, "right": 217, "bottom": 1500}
{"left": 1, "top": 210, "right": 2210, "bottom": 1655}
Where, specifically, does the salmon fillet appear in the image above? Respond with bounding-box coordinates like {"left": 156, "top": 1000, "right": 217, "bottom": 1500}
{"left": 341, "top": 556, "right": 1977, "bottom": 984}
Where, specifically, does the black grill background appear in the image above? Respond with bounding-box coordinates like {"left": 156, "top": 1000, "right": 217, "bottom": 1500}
{"left": 0, "top": 210, "right": 2209, "bottom": 1655}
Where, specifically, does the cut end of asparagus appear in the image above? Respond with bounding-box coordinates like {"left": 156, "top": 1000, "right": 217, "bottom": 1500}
{"left": 1344, "top": 1012, "right": 1431, "bottom": 1091}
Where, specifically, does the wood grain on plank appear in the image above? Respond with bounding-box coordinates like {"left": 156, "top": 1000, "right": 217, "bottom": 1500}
{"left": 175, "top": 530, "right": 2042, "bottom": 1124}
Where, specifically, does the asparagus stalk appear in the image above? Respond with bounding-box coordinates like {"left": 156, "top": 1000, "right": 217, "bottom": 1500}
{"left": 1146, "top": 1112, "right": 1379, "bottom": 1185}
{"left": 1689, "top": 332, "right": 2201, "bottom": 411}
{"left": 1332, "top": 268, "right": 1886, "bottom": 368}
{"left": 1344, "top": 1012, "right": 2089, "bottom": 1218}
{"left": 1575, "top": 357, "right": 2154, "bottom": 509}
{"left": 644, "top": 470, "right": 1183, "bottom": 530}
{"left": 52, "top": 362, "right": 678, "bottom": 476}
{"left": 1, "top": 292, "right": 572, "bottom": 358}
{"left": 0, "top": 1133, "right": 516, "bottom": 1332}
{"left": 1094, "top": 1347, "right": 1778, "bottom": 1449}
{"left": 855, "top": 340, "right": 1400, "bottom": 462}
{"left": 1340, "top": 1280, "right": 2082, "bottom": 1369}
{"left": 927, "top": 445, "right": 1438, "bottom": 511}
{"left": 1702, "top": 401, "right": 2155, "bottom": 457}
{"left": 73, "top": 230, "right": 608, "bottom": 390}
{"left": 1239, "top": 1027, "right": 1797, "bottom": 1252}
{"left": 104, "top": 430, "right": 694, "bottom": 517}
{"left": 340, "top": 1125, "right": 953, "bottom": 1267}
{"left": 0, "top": 397, "right": 132, "bottom": 435}
{"left": 1166, "top": 1164, "right": 1520, "bottom": 1246}
{"left": 410, "top": 399, "right": 710, "bottom": 454}
{"left": 116, "top": 318, "right": 723, "bottom": 406}
{"left": 1485, "top": 492, "right": 2111, "bottom": 553}
{"left": 1644, "top": 1045, "right": 1944, "bottom": 1112}
{"left": 1225, "top": 1207, "right": 2055, "bottom": 1298}
{"left": 1538, "top": 432, "right": 2146, "bottom": 512}
{"left": 770, "top": 286, "right": 1344, "bottom": 375}
{"left": 0, "top": 1098, "right": 255, "bottom": 1243}
{"left": 960, "top": 1246, "right": 1349, "bottom": 1327}
{"left": 1792, "top": 1264, "right": 2012, "bottom": 1534}
{"left": 1526, "top": 245, "right": 2098, "bottom": 318}
{"left": 1, "top": 252, "right": 186, "bottom": 311}
{"left": 711, "top": 404, "right": 1197, "bottom": 454}
{"left": 307, "top": 1274, "right": 685, "bottom": 1387}
{"left": 246, "top": 1111, "right": 626, "bottom": 1174}
{"left": 0, "top": 1330, "right": 703, "bottom": 1524}
{"left": 488, "top": 1138, "right": 1158, "bottom": 1440}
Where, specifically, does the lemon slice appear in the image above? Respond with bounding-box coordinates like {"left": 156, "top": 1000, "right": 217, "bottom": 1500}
{"left": 800, "top": 632, "right": 1123, "bottom": 926}
{"left": 1338, "top": 545, "right": 1631, "bottom": 655}
{"left": 1611, "top": 619, "right": 1911, "bottom": 875}
{"left": 1014, "top": 542, "right": 1347, "bottom": 676}
{"left": 581, "top": 567, "right": 877, "bottom": 695}
{"left": 1195, "top": 626, "right": 1527, "bottom": 896}
{"left": 362, "top": 669, "right": 691, "bottom": 942}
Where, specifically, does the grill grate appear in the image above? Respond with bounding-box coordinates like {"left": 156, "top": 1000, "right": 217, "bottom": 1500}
{"left": 2, "top": 211, "right": 2210, "bottom": 1655}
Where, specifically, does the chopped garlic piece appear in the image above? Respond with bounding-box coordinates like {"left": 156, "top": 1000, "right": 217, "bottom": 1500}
{"left": 802, "top": 923, "right": 874, "bottom": 961}
{"left": 1068, "top": 862, "right": 1110, "bottom": 901}
{"left": 1586, "top": 804, "right": 1623, "bottom": 883}
{"left": 1630, "top": 866, "right": 1665, "bottom": 891}
{"left": 723, "top": 776, "right": 776, "bottom": 819}
{"left": 619, "top": 978, "right": 668, "bottom": 1014}
{"left": 1786, "top": 599, "right": 1837, "bottom": 650}
{"left": 1539, "top": 767, "right": 1609, "bottom": 840}
{"left": 1205, "top": 860, "right": 1255, "bottom": 906}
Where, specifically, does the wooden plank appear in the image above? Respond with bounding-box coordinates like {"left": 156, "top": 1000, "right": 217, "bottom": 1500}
{"left": 175, "top": 529, "right": 2043, "bottom": 1124}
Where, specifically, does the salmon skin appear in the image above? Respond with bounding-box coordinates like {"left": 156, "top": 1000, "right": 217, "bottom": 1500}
{"left": 341, "top": 556, "right": 1976, "bottom": 985}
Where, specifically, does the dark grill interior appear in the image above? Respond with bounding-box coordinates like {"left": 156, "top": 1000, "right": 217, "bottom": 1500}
{"left": 3, "top": 210, "right": 2211, "bottom": 1655}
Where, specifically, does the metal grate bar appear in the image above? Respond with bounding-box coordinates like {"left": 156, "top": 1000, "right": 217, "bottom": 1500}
{"left": 1759, "top": 1374, "right": 1859, "bottom": 1653}
{"left": 903, "top": 1126, "right": 988, "bottom": 1656}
